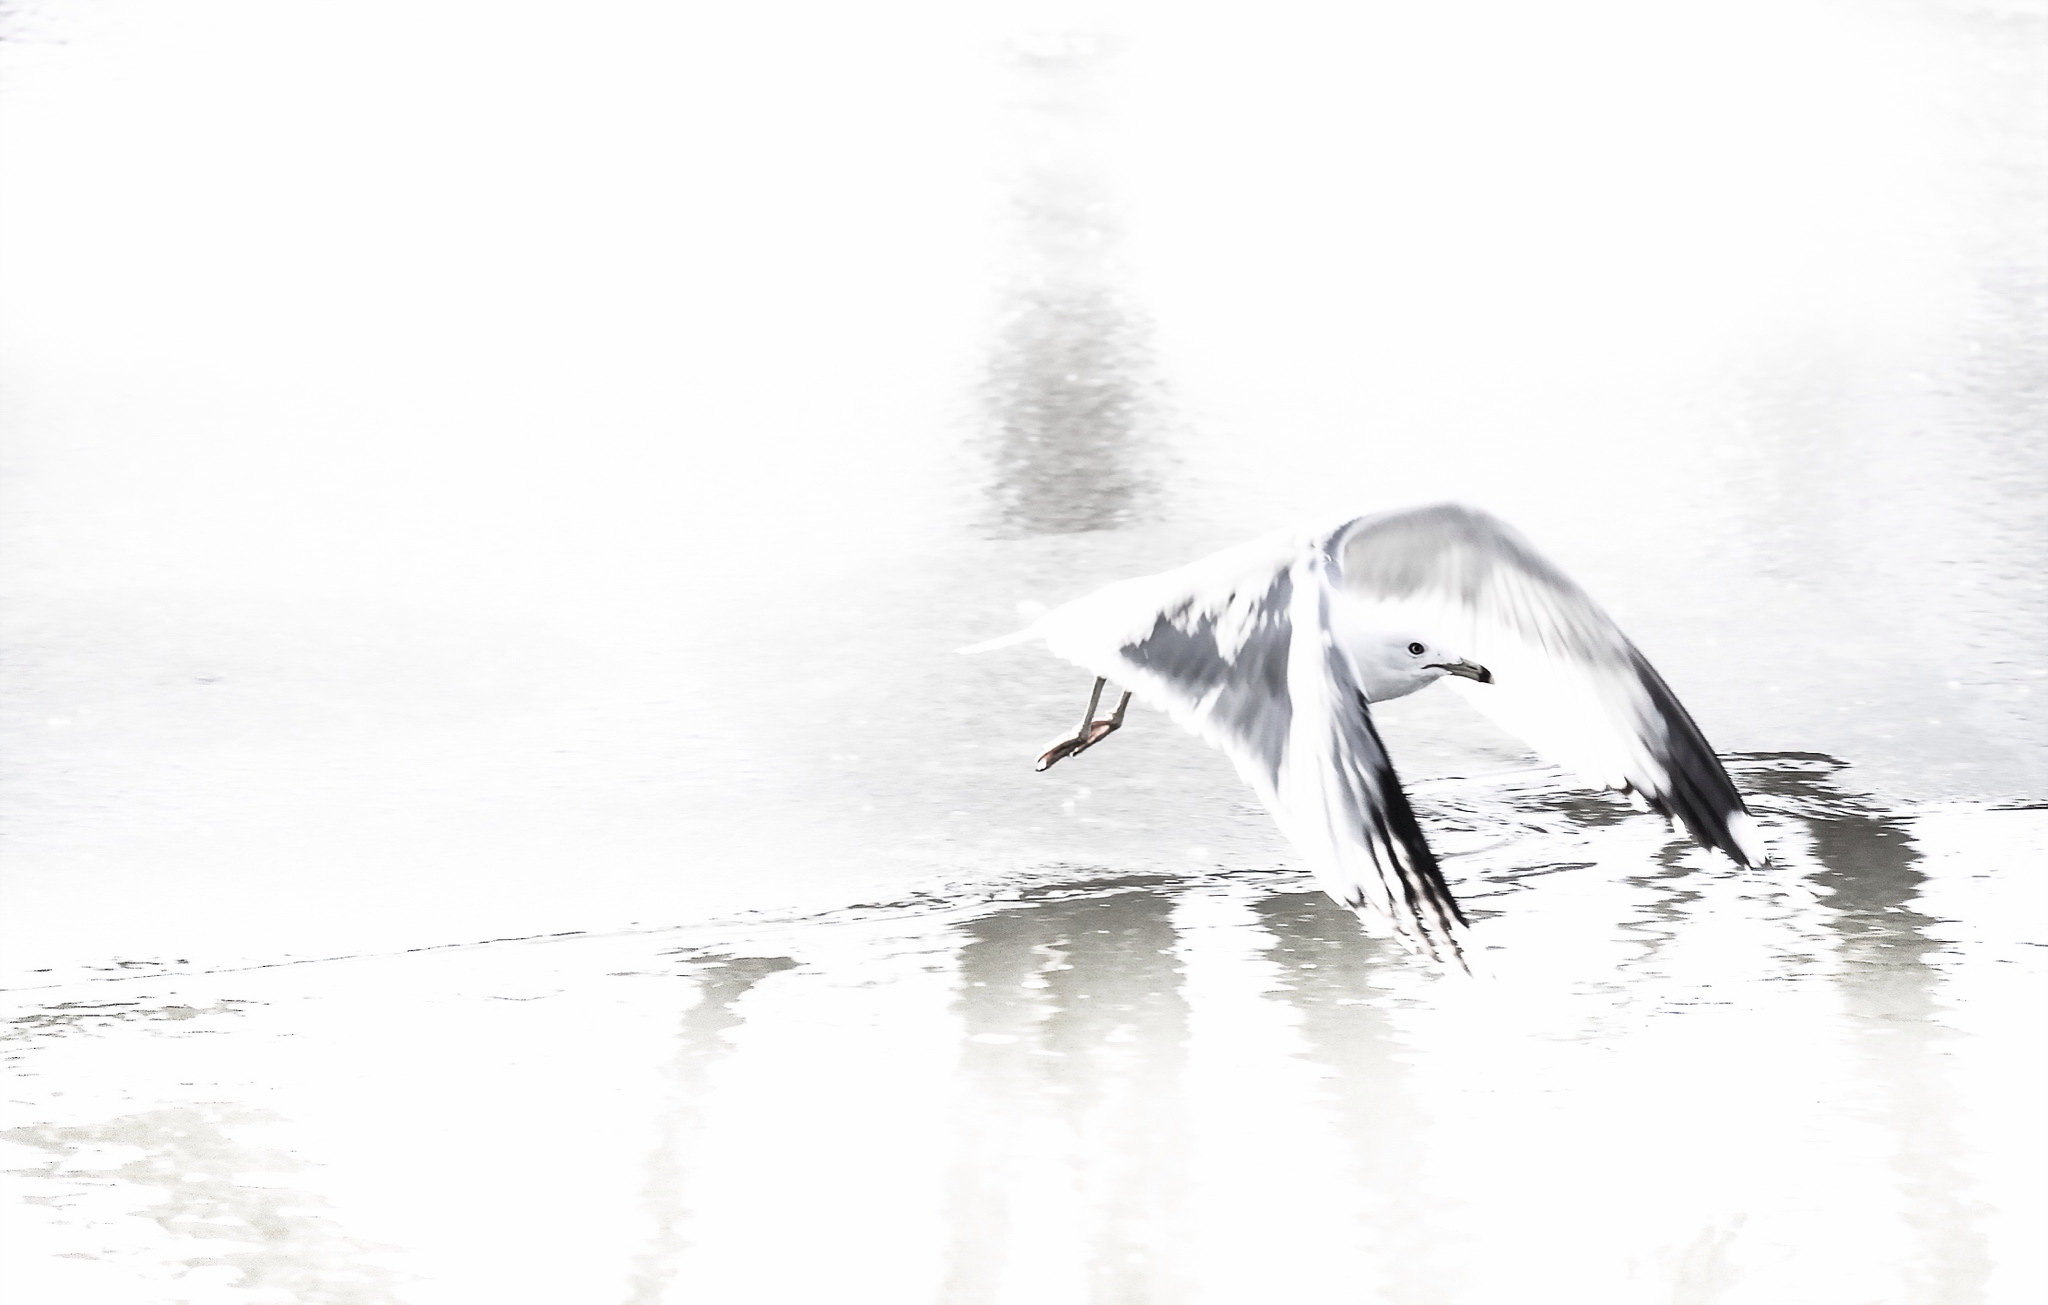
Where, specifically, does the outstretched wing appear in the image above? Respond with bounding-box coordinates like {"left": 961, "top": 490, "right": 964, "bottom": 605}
{"left": 1036, "top": 531, "right": 1468, "bottom": 959}
{"left": 1333, "top": 503, "right": 1765, "bottom": 867}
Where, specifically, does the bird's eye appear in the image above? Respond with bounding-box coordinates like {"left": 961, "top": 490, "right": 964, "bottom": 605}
{"left": 1407, "top": 641, "right": 1426, "bottom": 656}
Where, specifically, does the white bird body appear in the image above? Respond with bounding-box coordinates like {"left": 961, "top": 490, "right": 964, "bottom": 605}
{"left": 965, "top": 503, "right": 1765, "bottom": 964}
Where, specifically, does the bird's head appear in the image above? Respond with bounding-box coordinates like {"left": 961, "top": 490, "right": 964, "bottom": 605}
{"left": 1355, "top": 632, "right": 1492, "bottom": 704}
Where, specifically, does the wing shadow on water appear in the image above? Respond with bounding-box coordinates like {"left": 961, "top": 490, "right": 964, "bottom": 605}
{"left": 627, "top": 954, "right": 797, "bottom": 1305}
{"left": 942, "top": 876, "right": 1189, "bottom": 1305}
{"left": 1733, "top": 752, "right": 1992, "bottom": 1303}
{"left": 979, "top": 35, "right": 1166, "bottom": 538}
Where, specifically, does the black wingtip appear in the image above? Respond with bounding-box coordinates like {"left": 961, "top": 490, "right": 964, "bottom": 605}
{"left": 1628, "top": 650, "right": 1764, "bottom": 869}
{"left": 1352, "top": 696, "right": 1471, "bottom": 962}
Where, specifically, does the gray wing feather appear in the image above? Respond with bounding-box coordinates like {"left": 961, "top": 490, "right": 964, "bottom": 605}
{"left": 1114, "top": 566, "right": 1295, "bottom": 787}
{"left": 1107, "top": 551, "right": 1468, "bottom": 960}
{"left": 1333, "top": 504, "right": 1762, "bottom": 867}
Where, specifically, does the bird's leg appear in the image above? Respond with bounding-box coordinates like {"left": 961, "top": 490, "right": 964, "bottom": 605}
{"left": 1105, "top": 687, "right": 1131, "bottom": 729}
{"left": 1035, "top": 678, "right": 1134, "bottom": 771}
{"left": 1077, "top": 675, "right": 1107, "bottom": 734}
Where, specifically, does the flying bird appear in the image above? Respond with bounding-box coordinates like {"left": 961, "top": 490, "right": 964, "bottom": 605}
{"left": 961, "top": 503, "right": 1765, "bottom": 966}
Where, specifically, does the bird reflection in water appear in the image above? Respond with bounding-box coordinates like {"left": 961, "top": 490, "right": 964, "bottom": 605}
{"left": 628, "top": 954, "right": 797, "bottom": 1305}
{"left": 1738, "top": 753, "right": 1992, "bottom": 1302}
{"left": 1252, "top": 890, "right": 1463, "bottom": 1305}
{"left": 944, "top": 878, "right": 1190, "bottom": 1304}
{"left": 600, "top": 757, "right": 1991, "bottom": 1303}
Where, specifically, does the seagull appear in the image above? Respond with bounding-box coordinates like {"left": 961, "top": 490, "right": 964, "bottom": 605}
{"left": 961, "top": 503, "right": 1765, "bottom": 966}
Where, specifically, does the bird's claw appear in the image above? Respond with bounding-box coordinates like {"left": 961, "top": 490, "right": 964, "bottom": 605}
{"left": 1035, "top": 718, "right": 1119, "bottom": 771}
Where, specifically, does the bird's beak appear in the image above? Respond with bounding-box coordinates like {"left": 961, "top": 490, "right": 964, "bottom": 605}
{"left": 1427, "top": 659, "right": 1493, "bottom": 684}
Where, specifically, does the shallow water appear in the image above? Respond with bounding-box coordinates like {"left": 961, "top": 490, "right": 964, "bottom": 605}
{"left": 2, "top": 1, "right": 2046, "bottom": 1301}
{"left": 5, "top": 763, "right": 2047, "bottom": 1302}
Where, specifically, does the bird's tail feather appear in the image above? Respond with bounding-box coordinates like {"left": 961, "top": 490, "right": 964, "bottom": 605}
{"left": 956, "top": 626, "right": 1041, "bottom": 655}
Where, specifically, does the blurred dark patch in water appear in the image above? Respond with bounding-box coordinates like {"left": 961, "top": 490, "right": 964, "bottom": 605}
{"left": 3, "top": 1105, "right": 402, "bottom": 1304}
{"left": 1735, "top": 751, "right": 1993, "bottom": 1301}
{"left": 1737, "top": 754, "right": 1932, "bottom": 965}
{"left": 1255, "top": 890, "right": 1462, "bottom": 1305}
{"left": 980, "top": 34, "right": 1166, "bottom": 537}
{"left": 944, "top": 883, "right": 1189, "bottom": 1302}
{"left": 2, "top": 997, "right": 253, "bottom": 1051}
{"left": 630, "top": 954, "right": 796, "bottom": 1305}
